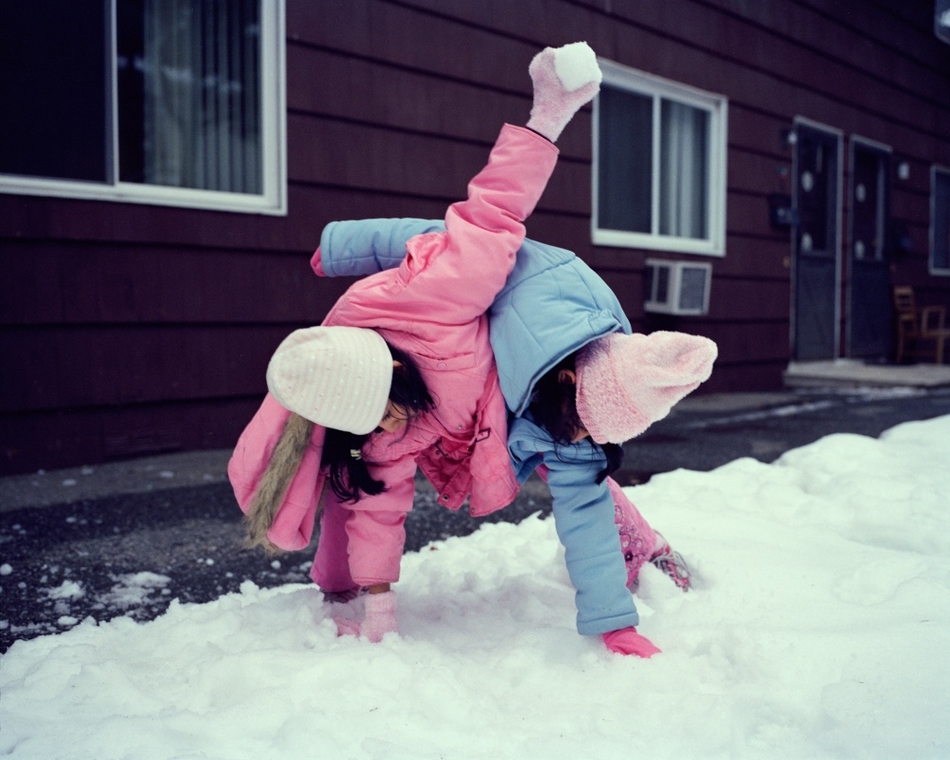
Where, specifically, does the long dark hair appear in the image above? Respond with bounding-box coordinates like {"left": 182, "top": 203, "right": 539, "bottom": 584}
{"left": 528, "top": 352, "right": 623, "bottom": 484}
{"left": 322, "top": 342, "right": 434, "bottom": 502}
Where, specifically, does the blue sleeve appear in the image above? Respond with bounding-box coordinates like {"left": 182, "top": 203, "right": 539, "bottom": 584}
{"left": 319, "top": 218, "right": 445, "bottom": 277}
{"left": 506, "top": 416, "right": 546, "bottom": 486}
{"left": 508, "top": 419, "right": 639, "bottom": 636}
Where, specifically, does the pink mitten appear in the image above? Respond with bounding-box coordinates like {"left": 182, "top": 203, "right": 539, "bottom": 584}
{"left": 526, "top": 42, "right": 602, "bottom": 142}
{"left": 362, "top": 591, "right": 398, "bottom": 642}
{"left": 310, "top": 247, "right": 326, "bottom": 277}
{"left": 602, "top": 627, "right": 661, "bottom": 658}
{"left": 333, "top": 590, "right": 398, "bottom": 642}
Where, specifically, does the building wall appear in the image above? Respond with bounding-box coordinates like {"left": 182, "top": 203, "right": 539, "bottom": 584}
{"left": 1, "top": 0, "right": 948, "bottom": 474}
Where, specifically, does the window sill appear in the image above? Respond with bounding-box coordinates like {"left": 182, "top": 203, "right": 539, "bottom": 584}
{"left": 592, "top": 227, "right": 724, "bottom": 257}
{"left": 0, "top": 175, "right": 287, "bottom": 216}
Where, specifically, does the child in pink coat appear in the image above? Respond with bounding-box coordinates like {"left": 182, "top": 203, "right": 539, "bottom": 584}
{"left": 229, "top": 44, "right": 601, "bottom": 643}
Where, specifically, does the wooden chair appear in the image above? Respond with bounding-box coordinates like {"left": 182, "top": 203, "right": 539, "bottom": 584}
{"left": 893, "top": 286, "right": 950, "bottom": 364}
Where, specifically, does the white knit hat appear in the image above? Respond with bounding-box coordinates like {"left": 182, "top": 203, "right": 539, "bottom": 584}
{"left": 266, "top": 326, "right": 393, "bottom": 435}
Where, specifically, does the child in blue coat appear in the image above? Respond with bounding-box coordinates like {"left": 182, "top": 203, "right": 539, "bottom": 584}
{"left": 490, "top": 236, "right": 717, "bottom": 656}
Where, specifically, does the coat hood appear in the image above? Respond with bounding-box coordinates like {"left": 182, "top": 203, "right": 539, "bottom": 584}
{"left": 489, "top": 238, "right": 630, "bottom": 416}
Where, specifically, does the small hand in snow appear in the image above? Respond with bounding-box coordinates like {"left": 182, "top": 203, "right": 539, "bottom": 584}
{"left": 334, "top": 590, "right": 398, "bottom": 643}
{"left": 602, "top": 627, "right": 661, "bottom": 658}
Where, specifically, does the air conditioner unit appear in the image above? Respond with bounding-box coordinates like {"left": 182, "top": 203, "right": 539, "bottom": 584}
{"left": 644, "top": 259, "right": 712, "bottom": 316}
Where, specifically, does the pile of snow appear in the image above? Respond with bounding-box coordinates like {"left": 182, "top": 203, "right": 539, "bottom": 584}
{"left": 2, "top": 417, "right": 949, "bottom": 760}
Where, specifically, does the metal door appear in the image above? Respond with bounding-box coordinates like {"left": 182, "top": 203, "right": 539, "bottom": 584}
{"left": 848, "top": 141, "right": 892, "bottom": 360}
{"left": 792, "top": 123, "right": 841, "bottom": 361}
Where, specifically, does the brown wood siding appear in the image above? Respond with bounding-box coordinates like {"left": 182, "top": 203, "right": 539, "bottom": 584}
{"left": 1, "top": 0, "right": 948, "bottom": 474}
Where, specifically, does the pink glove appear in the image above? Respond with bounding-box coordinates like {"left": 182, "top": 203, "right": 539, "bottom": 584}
{"left": 602, "top": 627, "right": 661, "bottom": 658}
{"left": 310, "top": 247, "right": 326, "bottom": 277}
{"left": 334, "top": 591, "right": 398, "bottom": 642}
{"left": 526, "top": 42, "right": 602, "bottom": 143}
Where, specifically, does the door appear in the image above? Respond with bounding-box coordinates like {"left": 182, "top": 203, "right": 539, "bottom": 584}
{"left": 792, "top": 123, "right": 841, "bottom": 361}
{"left": 848, "top": 141, "right": 892, "bottom": 360}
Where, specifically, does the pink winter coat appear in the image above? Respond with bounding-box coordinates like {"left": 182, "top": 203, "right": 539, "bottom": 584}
{"left": 229, "top": 124, "right": 559, "bottom": 585}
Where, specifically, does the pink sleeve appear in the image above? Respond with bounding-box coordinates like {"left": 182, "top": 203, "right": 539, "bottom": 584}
{"left": 325, "top": 125, "right": 558, "bottom": 332}
{"left": 343, "top": 450, "right": 419, "bottom": 586}
{"left": 402, "top": 124, "right": 558, "bottom": 321}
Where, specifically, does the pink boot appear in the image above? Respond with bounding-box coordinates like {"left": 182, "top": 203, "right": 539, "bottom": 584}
{"left": 526, "top": 42, "right": 602, "bottom": 142}
{"left": 650, "top": 534, "right": 691, "bottom": 592}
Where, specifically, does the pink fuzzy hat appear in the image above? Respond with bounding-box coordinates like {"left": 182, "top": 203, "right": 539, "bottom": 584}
{"left": 575, "top": 332, "right": 718, "bottom": 444}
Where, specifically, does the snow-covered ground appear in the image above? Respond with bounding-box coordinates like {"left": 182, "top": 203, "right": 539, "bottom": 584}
{"left": 2, "top": 415, "right": 949, "bottom": 760}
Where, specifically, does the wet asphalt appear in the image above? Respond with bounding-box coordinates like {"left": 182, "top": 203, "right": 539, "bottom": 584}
{"left": 2, "top": 385, "right": 950, "bottom": 653}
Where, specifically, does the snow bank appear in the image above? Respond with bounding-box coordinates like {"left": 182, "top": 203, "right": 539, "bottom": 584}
{"left": 2, "top": 416, "right": 949, "bottom": 760}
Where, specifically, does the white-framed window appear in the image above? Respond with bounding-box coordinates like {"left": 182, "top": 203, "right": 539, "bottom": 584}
{"left": 932, "top": 166, "right": 950, "bottom": 275}
{"left": 592, "top": 59, "right": 727, "bottom": 256}
{"left": 0, "top": 0, "right": 286, "bottom": 216}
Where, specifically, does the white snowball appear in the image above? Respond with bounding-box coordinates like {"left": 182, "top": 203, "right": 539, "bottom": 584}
{"left": 553, "top": 42, "right": 602, "bottom": 92}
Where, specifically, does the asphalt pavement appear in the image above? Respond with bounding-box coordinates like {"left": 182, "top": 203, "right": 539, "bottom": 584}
{"left": 3, "top": 371, "right": 950, "bottom": 654}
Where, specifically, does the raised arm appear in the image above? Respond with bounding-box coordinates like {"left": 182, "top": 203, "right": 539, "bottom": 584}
{"left": 323, "top": 43, "right": 603, "bottom": 331}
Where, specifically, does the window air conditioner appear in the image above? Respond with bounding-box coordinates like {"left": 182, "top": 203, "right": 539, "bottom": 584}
{"left": 644, "top": 259, "right": 712, "bottom": 316}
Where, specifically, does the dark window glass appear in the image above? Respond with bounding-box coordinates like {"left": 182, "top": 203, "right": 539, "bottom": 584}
{"left": 117, "top": 0, "right": 262, "bottom": 193}
{"left": 0, "top": 0, "right": 262, "bottom": 195}
{"left": 0, "top": 1, "right": 108, "bottom": 181}
{"left": 934, "top": 171, "right": 950, "bottom": 271}
{"left": 797, "top": 136, "right": 837, "bottom": 256}
{"left": 598, "top": 85, "right": 652, "bottom": 233}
